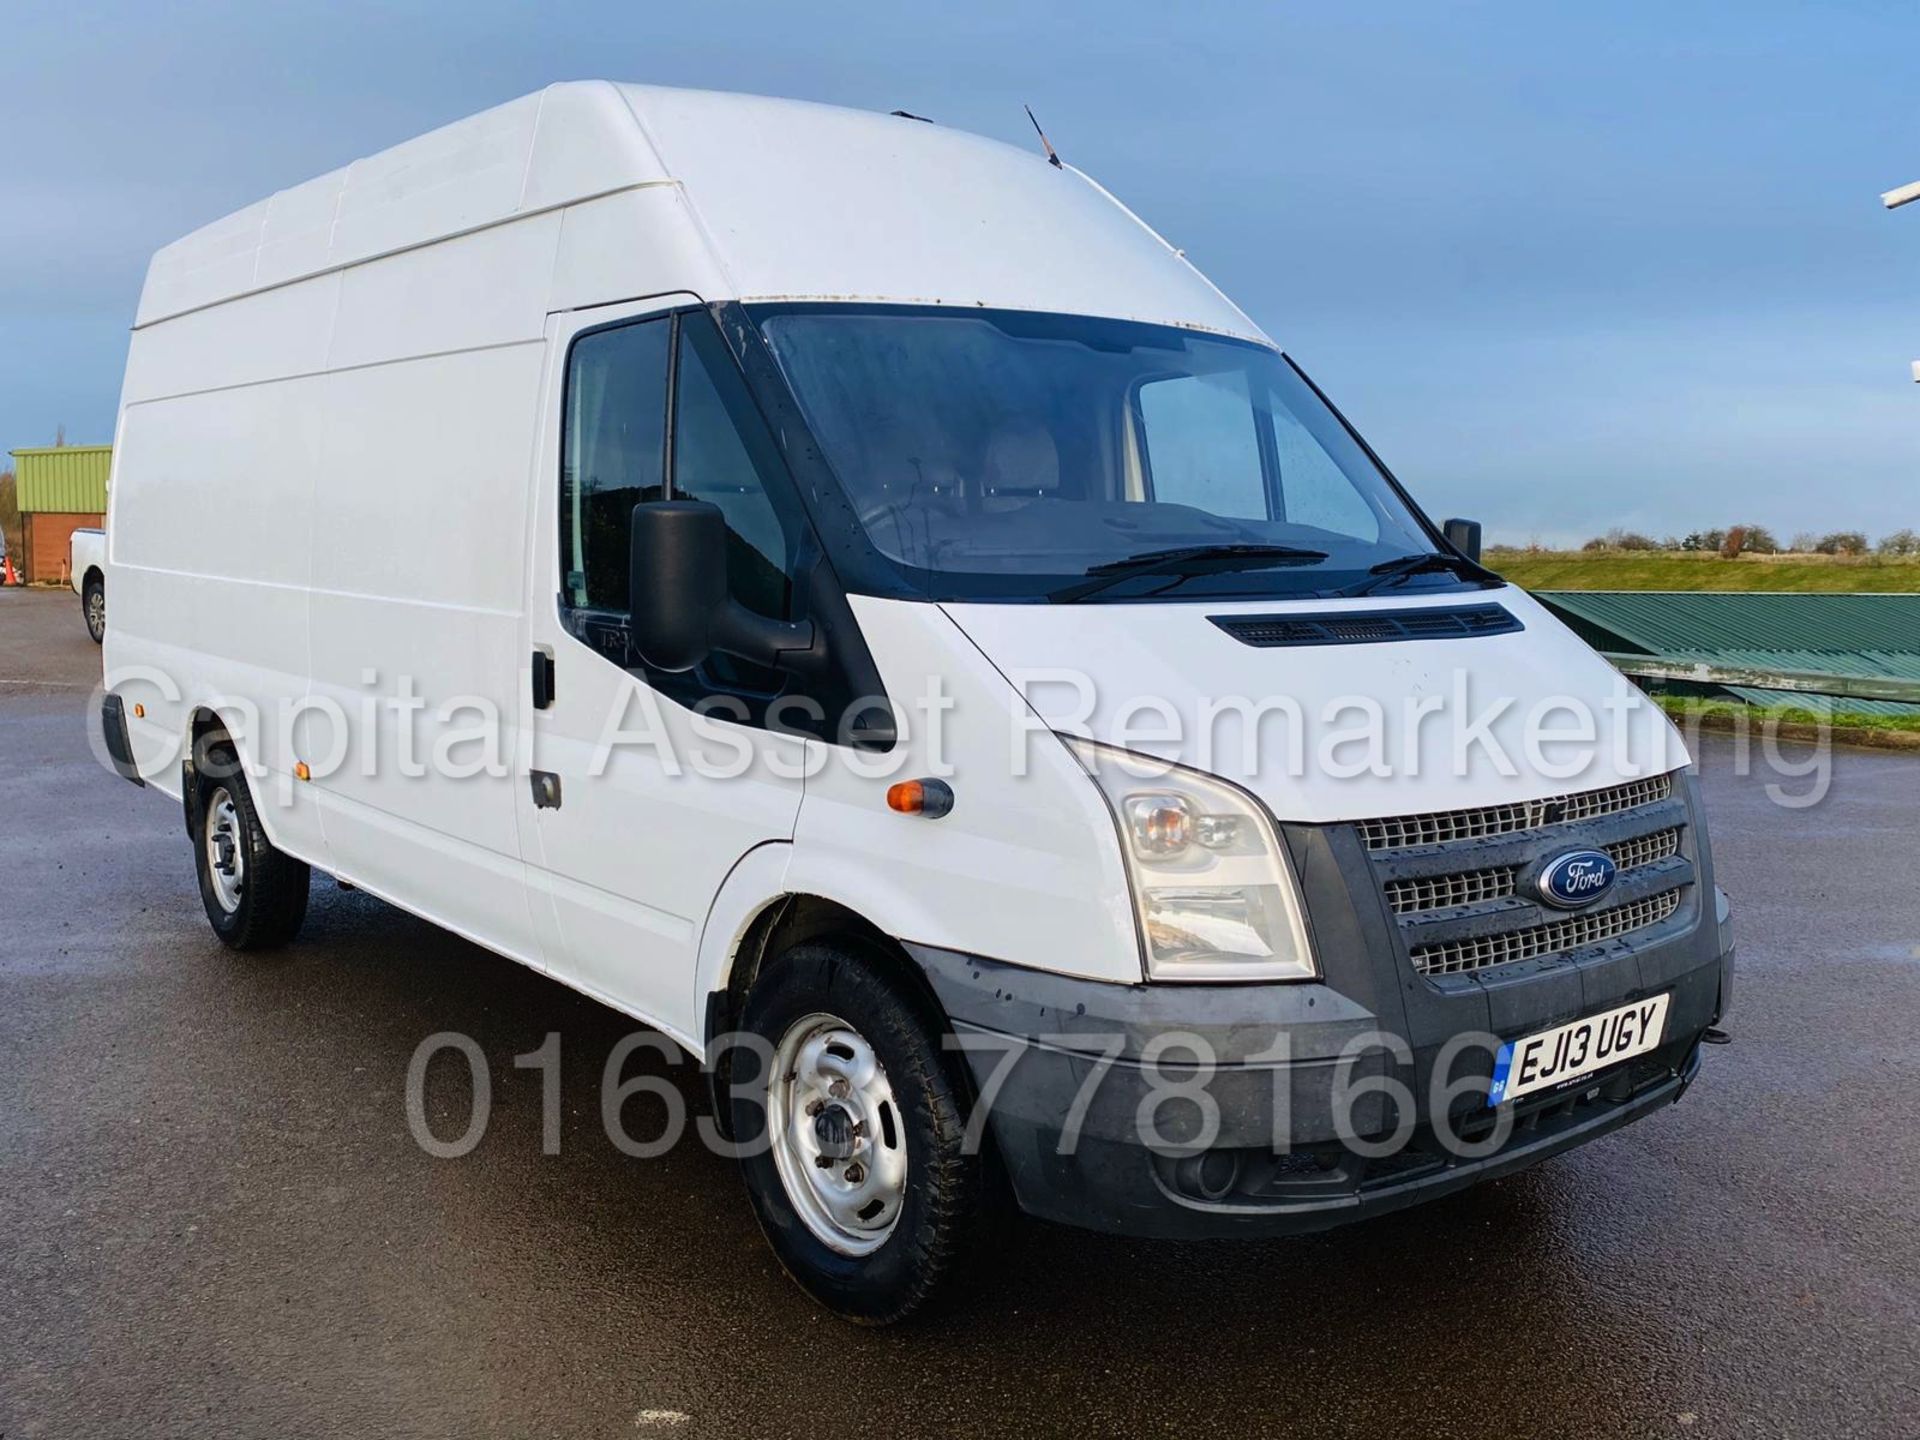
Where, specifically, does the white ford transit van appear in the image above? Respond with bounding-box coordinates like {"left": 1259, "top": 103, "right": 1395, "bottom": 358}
{"left": 100, "top": 82, "right": 1734, "bottom": 1322}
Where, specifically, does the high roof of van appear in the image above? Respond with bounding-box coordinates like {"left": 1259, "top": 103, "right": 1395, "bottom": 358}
{"left": 134, "top": 81, "right": 1263, "bottom": 343}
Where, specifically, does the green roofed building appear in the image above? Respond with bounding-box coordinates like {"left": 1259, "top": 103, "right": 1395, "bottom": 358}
{"left": 8, "top": 445, "right": 111, "bottom": 583}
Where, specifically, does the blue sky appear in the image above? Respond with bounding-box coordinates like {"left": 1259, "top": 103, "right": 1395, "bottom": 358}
{"left": 3, "top": 0, "right": 1916, "bottom": 544}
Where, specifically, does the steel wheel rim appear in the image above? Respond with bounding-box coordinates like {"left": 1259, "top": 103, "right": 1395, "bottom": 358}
{"left": 768, "top": 1012, "right": 908, "bottom": 1256}
{"left": 205, "top": 788, "right": 244, "bottom": 914}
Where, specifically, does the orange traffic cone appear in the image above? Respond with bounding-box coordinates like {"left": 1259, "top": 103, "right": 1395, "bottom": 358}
{"left": 1, "top": 553, "right": 18, "bottom": 586}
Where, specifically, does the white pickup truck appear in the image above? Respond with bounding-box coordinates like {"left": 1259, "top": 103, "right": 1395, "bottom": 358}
{"left": 70, "top": 527, "right": 105, "bottom": 643}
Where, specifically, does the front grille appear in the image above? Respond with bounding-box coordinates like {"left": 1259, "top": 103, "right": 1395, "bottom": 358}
{"left": 1383, "top": 826, "right": 1681, "bottom": 915}
{"left": 1409, "top": 889, "right": 1683, "bottom": 976}
{"left": 1358, "top": 770, "right": 1694, "bottom": 980}
{"left": 1358, "top": 773, "right": 1673, "bottom": 853}
{"left": 1608, "top": 826, "right": 1681, "bottom": 873}
{"left": 1385, "top": 865, "right": 1517, "bottom": 915}
{"left": 1212, "top": 604, "right": 1520, "bottom": 649}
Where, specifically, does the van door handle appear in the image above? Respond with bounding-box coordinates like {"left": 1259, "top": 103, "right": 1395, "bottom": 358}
{"left": 530, "top": 771, "right": 562, "bottom": 810}
{"left": 531, "top": 650, "right": 556, "bottom": 710}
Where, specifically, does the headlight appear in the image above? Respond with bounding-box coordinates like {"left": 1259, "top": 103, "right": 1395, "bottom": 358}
{"left": 1065, "top": 737, "right": 1317, "bottom": 982}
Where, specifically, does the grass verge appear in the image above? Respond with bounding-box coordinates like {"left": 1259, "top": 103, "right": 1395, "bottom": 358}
{"left": 1656, "top": 697, "right": 1920, "bottom": 751}
{"left": 1487, "top": 552, "right": 1920, "bottom": 593}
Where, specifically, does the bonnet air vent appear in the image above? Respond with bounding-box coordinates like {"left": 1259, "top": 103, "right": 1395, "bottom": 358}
{"left": 1210, "top": 604, "right": 1522, "bottom": 649}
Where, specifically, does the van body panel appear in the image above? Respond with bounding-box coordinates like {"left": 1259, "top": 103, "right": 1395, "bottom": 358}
{"left": 522, "top": 81, "right": 671, "bottom": 211}
{"left": 135, "top": 81, "right": 1250, "bottom": 343}
{"left": 114, "top": 202, "right": 567, "bottom": 970}
{"left": 302, "top": 339, "right": 546, "bottom": 964}
{"left": 122, "top": 271, "right": 341, "bottom": 403}
{"left": 689, "top": 841, "right": 797, "bottom": 1046}
{"left": 136, "top": 192, "right": 279, "bottom": 327}
{"left": 326, "top": 211, "right": 561, "bottom": 368}
{"left": 134, "top": 85, "right": 669, "bottom": 328}
{"left": 517, "top": 699, "right": 806, "bottom": 1039}
{"left": 327, "top": 91, "right": 549, "bottom": 266}
{"left": 940, "top": 585, "right": 1690, "bottom": 824}
{"left": 787, "top": 597, "right": 1143, "bottom": 985}
{"left": 254, "top": 167, "right": 352, "bottom": 291}
{"left": 611, "top": 84, "right": 1261, "bottom": 338}
{"left": 110, "top": 373, "right": 324, "bottom": 803}
{"left": 549, "top": 187, "right": 725, "bottom": 314}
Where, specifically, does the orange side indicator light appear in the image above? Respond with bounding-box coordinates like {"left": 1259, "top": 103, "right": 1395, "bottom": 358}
{"left": 131, "top": 703, "right": 145, "bottom": 718}
{"left": 294, "top": 762, "right": 311, "bottom": 782}
{"left": 886, "top": 778, "right": 954, "bottom": 819}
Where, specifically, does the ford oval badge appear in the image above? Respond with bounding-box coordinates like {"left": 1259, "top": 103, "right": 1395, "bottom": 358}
{"left": 1536, "top": 849, "right": 1617, "bottom": 909}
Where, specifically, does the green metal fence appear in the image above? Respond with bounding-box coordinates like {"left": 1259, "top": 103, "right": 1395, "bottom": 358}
{"left": 1601, "top": 653, "right": 1920, "bottom": 705}
{"left": 1538, "top": 591, "right": 1920, "bottom": 712}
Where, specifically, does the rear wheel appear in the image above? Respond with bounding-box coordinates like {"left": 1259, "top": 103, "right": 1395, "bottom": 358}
{"left": 83, "top": 574, "right": 104, "bottom": 644}
{"left": 191, "top": 739, "right": 310, "bottom": 949}
{"left": 732, "top": 940, "right": 1004, "bottom": 1324}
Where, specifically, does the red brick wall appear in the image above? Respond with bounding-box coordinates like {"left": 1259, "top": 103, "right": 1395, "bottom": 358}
{"left": 23, "top": 512, "right": 105, "bottom": 584}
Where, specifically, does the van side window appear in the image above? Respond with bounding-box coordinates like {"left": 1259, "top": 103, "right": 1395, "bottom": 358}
{"left": 1135, "top": 372, "right": 1269, "bottom": 520}
{"left": 671, "top": 313, "right": 805, "bottom": 693}
{"left": 560, "top": 317, "right": 670, "bottom": 614}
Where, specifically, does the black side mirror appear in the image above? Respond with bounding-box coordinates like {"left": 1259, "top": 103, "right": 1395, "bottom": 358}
{"left": 1442, "top": 517, "right": 1482, "bottom": 564}
{"left": 628, "top": 501, "right": 815, "bottom": 673}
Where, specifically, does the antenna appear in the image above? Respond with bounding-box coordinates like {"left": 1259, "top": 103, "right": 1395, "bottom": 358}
{"left": 1025, "top": 105, "right": 1063, "bottom": 169}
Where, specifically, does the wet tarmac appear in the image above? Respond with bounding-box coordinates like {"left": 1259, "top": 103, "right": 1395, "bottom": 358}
{"left": 2, "top": 586, "right": 1916, "bottom": 1437}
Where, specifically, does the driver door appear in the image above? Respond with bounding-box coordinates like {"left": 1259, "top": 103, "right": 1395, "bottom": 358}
{"left": 517, "top": 298, "right": 811, "bottom": 1043}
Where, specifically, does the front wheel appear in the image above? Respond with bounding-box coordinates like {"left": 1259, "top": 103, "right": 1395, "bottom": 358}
{"left": 732, "top": 941, "right": 1004, "bottom": 1324}
{"left": 82, "top": 574, "right": 104, "bottom": 644}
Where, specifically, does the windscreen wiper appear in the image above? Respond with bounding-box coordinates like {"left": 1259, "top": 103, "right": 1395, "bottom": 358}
{"left": 1339, "top": 551, "right": 1486, "bottom": 598}
{"left": 1049, "top": 543, "right": 1329, "bottom": 603}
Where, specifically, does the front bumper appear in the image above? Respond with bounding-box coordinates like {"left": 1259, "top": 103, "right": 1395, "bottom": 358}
{"left": 909, "top": 895, "right": 1732, "bottom": 1241}
{"left": 913, "top": 767, "right": 1733, "bottom": 1240}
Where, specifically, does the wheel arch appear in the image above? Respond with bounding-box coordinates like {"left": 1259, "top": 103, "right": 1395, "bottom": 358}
{"left": 696, "top": 847, "right": 942, "bottom": 1032}
{"left": 702, "top": 892, "right": 950, "bottom": 1053}
{"left": 696, "top": 858, "right": 964, "bottom": 1144}
{"left": 178, "top": 704, "right": 273, "bottom": 843}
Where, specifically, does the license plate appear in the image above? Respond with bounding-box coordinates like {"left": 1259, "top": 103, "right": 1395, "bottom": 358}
{"left": 1488, "top": 994, "right": 1670, "bottom": 1106}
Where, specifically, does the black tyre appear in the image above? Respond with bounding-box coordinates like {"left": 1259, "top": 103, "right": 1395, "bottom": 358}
{"left": 83, "top": 574, "right": 105, "bottom": 644}
{"left": 191, "top": 739, "right": 310, "bottom": 950}
{"left": 732, "top": 940, "right": 1004, "bottom": 1324}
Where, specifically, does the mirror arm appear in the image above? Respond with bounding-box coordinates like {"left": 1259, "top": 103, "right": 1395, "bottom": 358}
{"left": 710, "top": 603, "right": 817, "bottom": 669}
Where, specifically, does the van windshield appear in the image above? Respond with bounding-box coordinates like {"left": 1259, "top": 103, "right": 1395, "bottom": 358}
{"left": 754, "top": 304, "right": 1457, "bottom": 602}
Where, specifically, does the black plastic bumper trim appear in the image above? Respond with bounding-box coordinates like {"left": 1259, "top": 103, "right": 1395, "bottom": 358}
{"left": 910, "top": 936, "right": 1730, "bottom": 1240}
{"left": 100, "top": 694, "right": 143, "bottom": 787}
